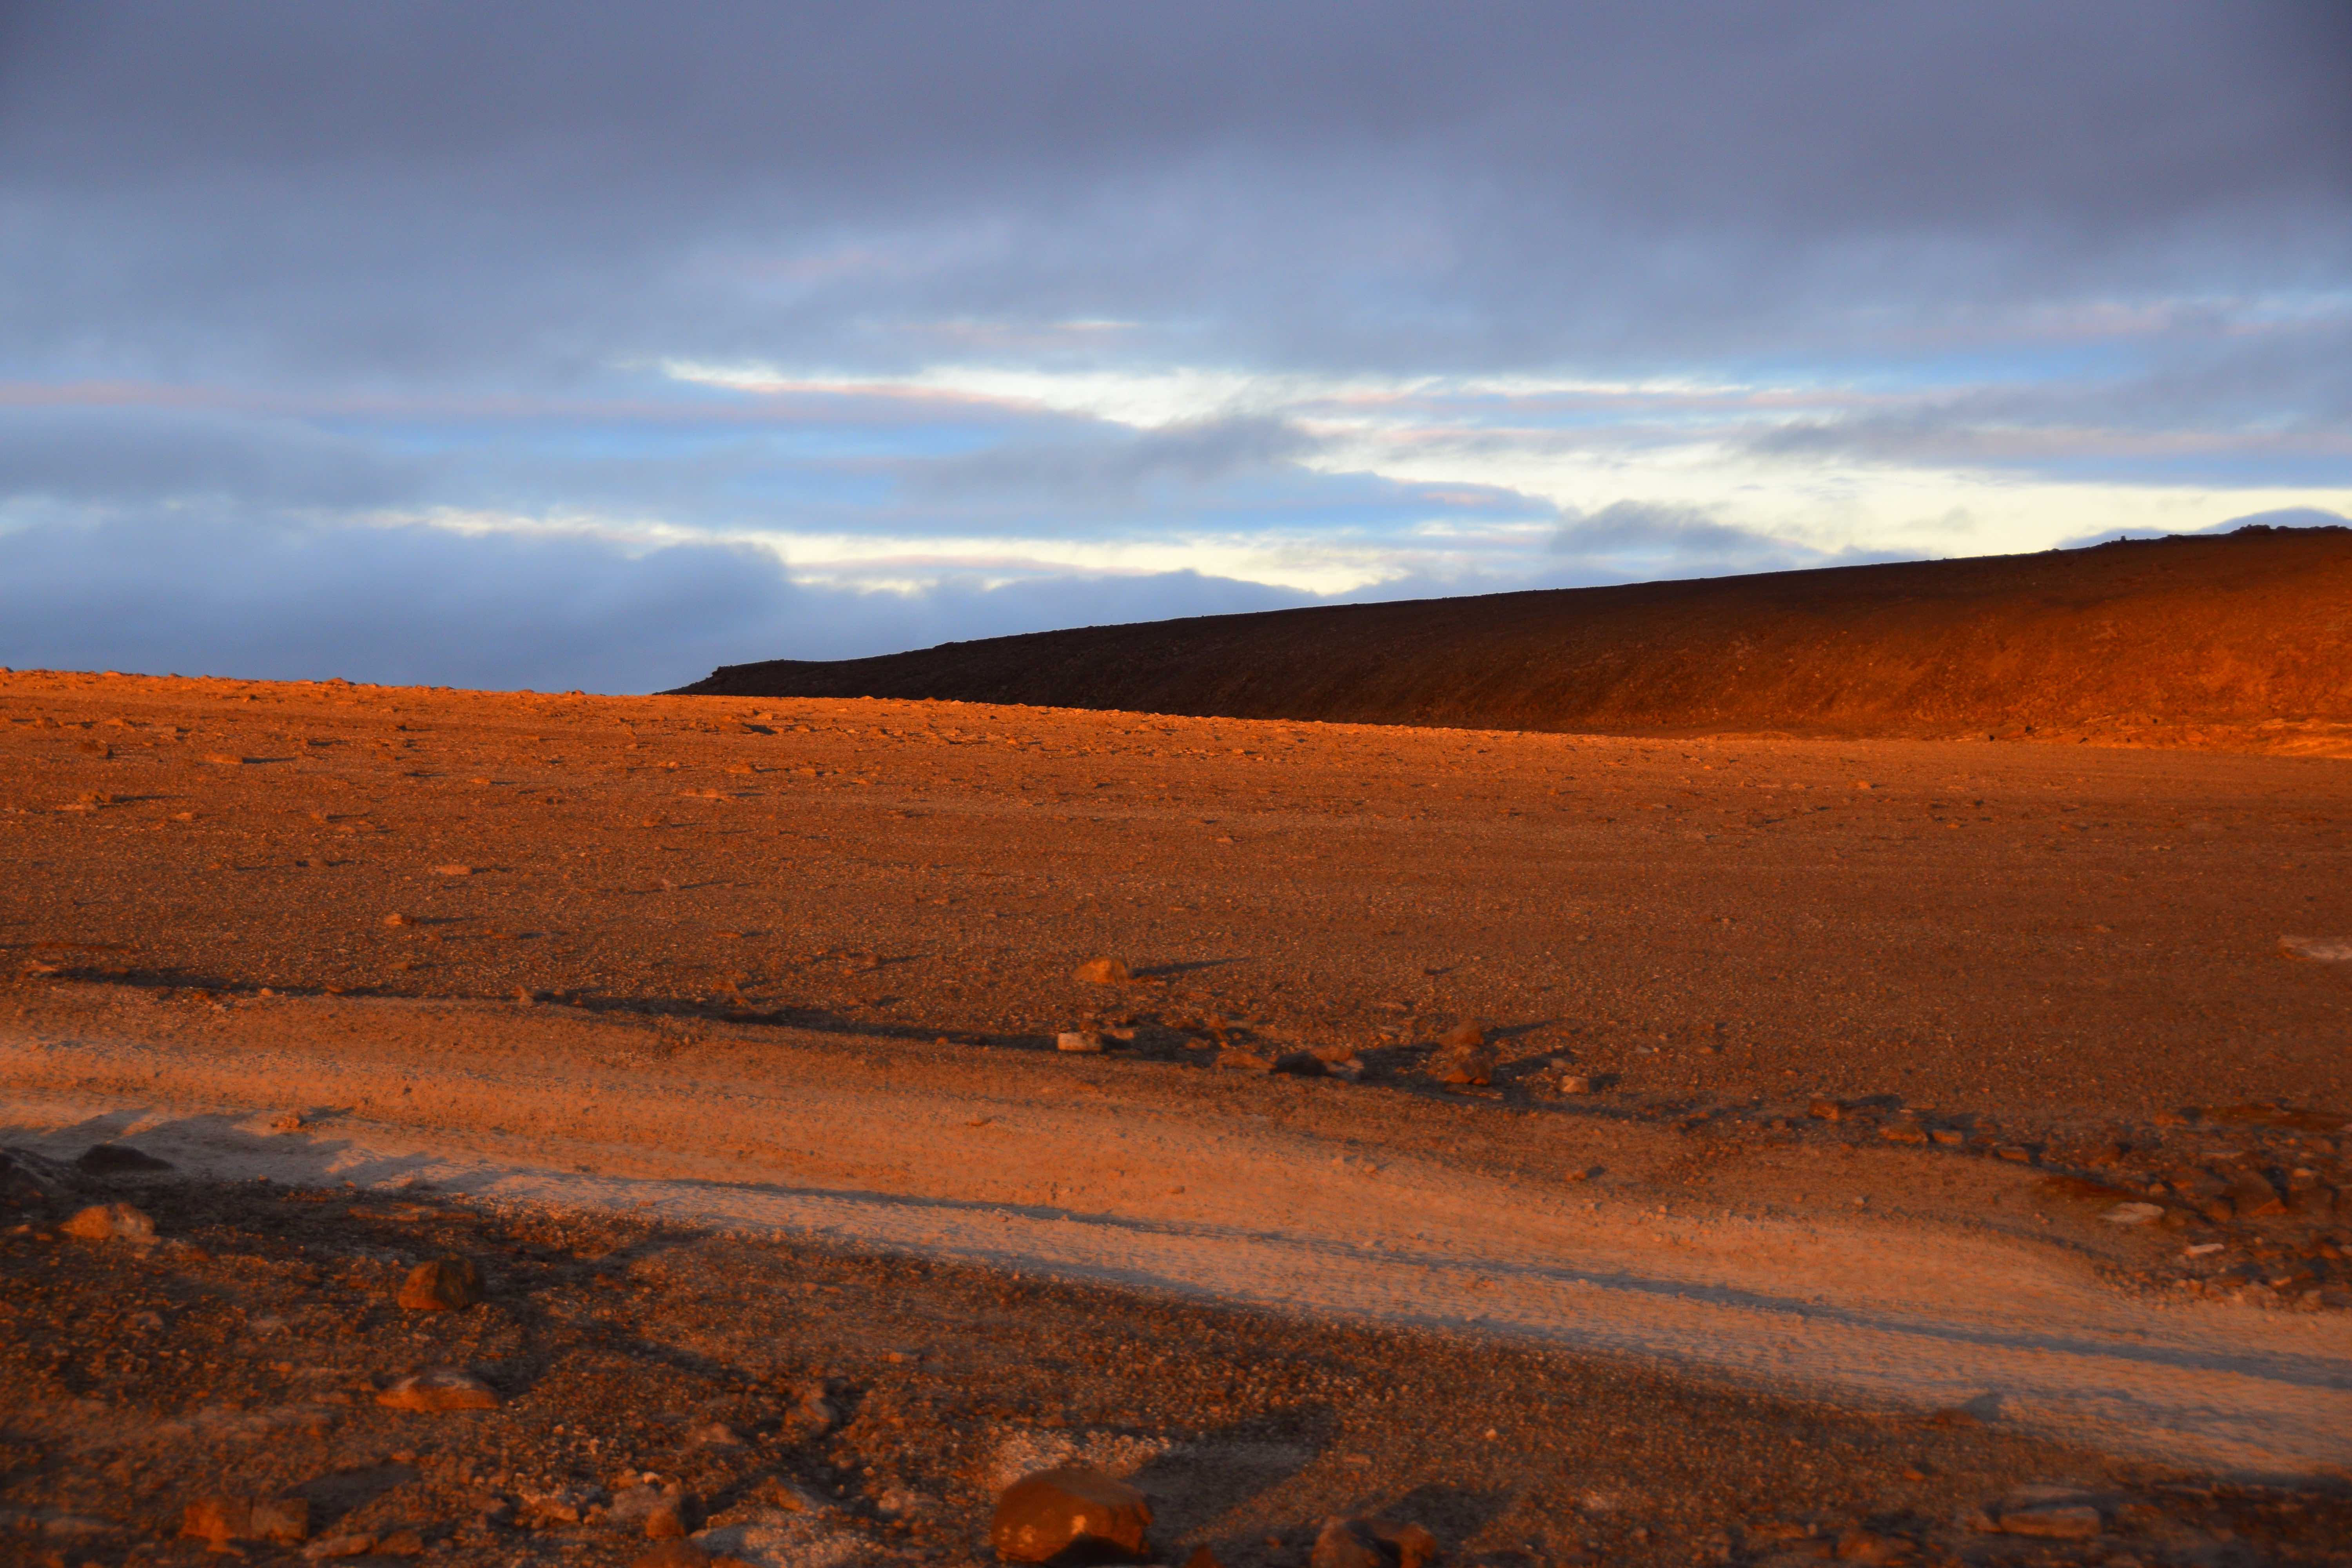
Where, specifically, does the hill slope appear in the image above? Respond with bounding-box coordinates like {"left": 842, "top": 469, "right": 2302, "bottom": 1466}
{"left": 674, "top": 526, "right": 2352, "bottom": 750}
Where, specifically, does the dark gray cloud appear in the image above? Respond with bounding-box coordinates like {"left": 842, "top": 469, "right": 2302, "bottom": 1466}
{"left": 1744, "top": 315, "right": 2352, "bottom": 485}
{"left": 902, "top": 416, "right": 1319, "bottom": 509}
{"left": 0, "top": 404, "right": 420, "bottom": 510}
{"left": 3, "top": 2, "right": 2345, "bottom": 383}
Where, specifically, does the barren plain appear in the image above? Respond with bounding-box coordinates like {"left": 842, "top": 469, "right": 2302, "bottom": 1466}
{"left": 4, "top": 667, "right": 2351, "bottom": 1567}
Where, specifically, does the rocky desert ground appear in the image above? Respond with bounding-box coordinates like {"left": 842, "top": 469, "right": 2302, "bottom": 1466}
{"left": 4, "top": 666, "right": 2350, "bottom": 1567}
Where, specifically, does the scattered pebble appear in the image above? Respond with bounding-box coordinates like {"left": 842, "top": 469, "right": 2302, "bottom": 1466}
{"left": 301, "top": 1531, "right": 378, "bottom": 1559}
{"left": 990, "top": 1466, "right": 1154, "bottom": 1565}
{"left": 1056, "top": 1031, "right": 1106, "bottom": 1053}
{"left": 1997, "top": 1502, "right": 2102, "bottom": 1539}
{"left": 2100, "top": 1202, "right": 2164, "bottom": 1225}
{"left": 782, "top": 1381, "right": 842, "bottom": 1439}
{"left": 1074, "top": 957, "right": 1133, "bottom": 984}
{"left": 611, "top": 1481, "right": 697, "bottom": 1538}
{"left": 375, "top": 1368, "right": 499, "bottom": 1412}
{"left": 181, "top": 1496, "right": 309, "bottom": 1547}
{"left": 60, "top": 1202, "right": 156, "bottom": 1243}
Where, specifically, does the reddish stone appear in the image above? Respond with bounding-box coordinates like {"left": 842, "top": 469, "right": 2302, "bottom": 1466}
{"left": 397, "top": 1256, "right": 483, "bottom": 1311}
{"left": 990, "top": 1466, "right": 1153, "bottom": 1564}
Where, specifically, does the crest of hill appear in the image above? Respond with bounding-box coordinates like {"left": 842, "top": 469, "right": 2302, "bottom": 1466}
{"left": 673, "top": 526, "right": 2352, "bottom": 752}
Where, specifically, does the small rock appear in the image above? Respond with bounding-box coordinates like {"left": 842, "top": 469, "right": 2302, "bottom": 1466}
{"left": 1271, "top": 1051, "right": 1328, "bottom": 1077}
{"left": 990, "top": 1466, "right": 1154, "bottom": 1564}
{"left": 1183, "top": 1548, "right": 1226, "bottom": 1568}
{"left": 782, "top": 1382, "right": 841, "bottom": 1439}
{"left": 686, "top": 1420, "right": 742, "bottom": 1447}
{"left": 519, "top": 1486, "right": 604, "bottom": 1526}
{"left": 376, "top": 1368, "right": 499, "bottom": 1412}
{"left": 1998, "top": 1504, "right": 2101, "bottom": 1539}
{"left": 181, "top": 1498, "right": 251, "bottom": 1548}
{"left": 383, "top": 913, "right": 408, "bottom": 926}
{"left": 177, "top": 1497, "right": 310, "bottom": 1548}
{"left": 1312, "top": 1519, "right": 1385, "bottom": 1568}
{"left": 1559, "top": 1074, "right": 1596, "bottom": 1094}
{"left": 874, "top": 1486, "right": 929, "bottom": 1517}
{"left": 396, "top": 1256, "right": 483, "bottom": 1311}
{"left": 250, "top": 1498, "right": 310, "bottom": 1544}
{"left": 1428, "top": 1037, "right": 1497, "bottom": 1086}
{"left": 1214, "top": 1049, "right": 1274, "bottom": 1072}
{"left": 1879, "top": 1123, "right": 1928, "bottom": 1145}
{"left": 1310, "top": 1517, "right": 1439, "bottom": 1568}
{"left": 75, "top": 1143, "right": 174, "bottom": 1174}
{"left": 301, "top": 1532, "right": 377, "bottom": 1559}
{"left": 1808, "top": 1098, "right": 1846, "bottom": 1121}
{"left": 1074, "top": 957, "right": 1133, "bottom": 985}
{"left": 60, "top": 1202, "right": 156, "bottom": 1243}
{"left": 432, "top": 864, "right": 474, "bottom": 876}
{"left": 2100, "top": 1202, "right": 2164, "bottom": 1226}
{"left": 1437, "top": 1021, "right": 1486, "bottom": 1050}
{"left": 269, "top": 1111, "right": 308, "bottom": 1133}
{"left": 374, "top": 1529, "right": 426, "bottom": 1555}
{"left": 611, "top": 1483, "right": 697, "bottom": 1539}
{"left": 1056, "top": 1031, "right": 1106, "bottom": 1053}
{"left": 744, "top": 1475, "right": 828, "bottom": 1514}
{"left": 633, "top": 1543, "right": 712, "bottom": 1568}
{"left": 1833, "top": 1529, "right": 1904, "bottom": 1562}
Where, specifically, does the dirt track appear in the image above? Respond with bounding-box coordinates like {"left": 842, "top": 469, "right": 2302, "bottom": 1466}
{"left": 6, "top": 990, "right": 2350, "bottom": 1476}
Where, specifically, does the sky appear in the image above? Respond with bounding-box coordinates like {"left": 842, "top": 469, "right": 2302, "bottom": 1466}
{"left": 2, "top": 2, "right": 2348, "bottom": 693}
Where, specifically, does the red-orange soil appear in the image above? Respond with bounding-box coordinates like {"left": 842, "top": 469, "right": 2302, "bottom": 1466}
{"left": 676, "top": 527, "right": 2352, "bottom": 757}
{"left": 4, "top": 669, "right": 2350, "bottom": 1566}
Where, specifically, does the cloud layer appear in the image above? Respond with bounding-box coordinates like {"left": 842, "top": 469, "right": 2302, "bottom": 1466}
{"left": 2, "top": 3, "right": 2348, "bottom": 688}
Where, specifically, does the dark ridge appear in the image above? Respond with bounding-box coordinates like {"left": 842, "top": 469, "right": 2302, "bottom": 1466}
{"left": 670, "top": 526, "right": 2352, "bottom": 741}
